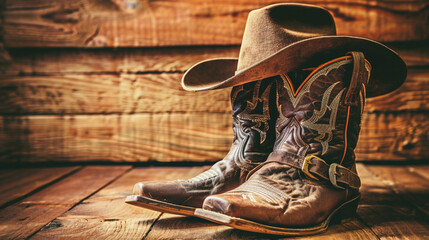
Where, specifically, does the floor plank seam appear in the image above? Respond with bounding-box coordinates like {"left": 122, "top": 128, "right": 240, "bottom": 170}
{"left": 355, "top": 213, "right": 382, "bottom": 240}
{"left": 0, "top": 166, "right": 83, "bottom": 210}
{"left": 25, "top": 166, "right": 133, "bottom": 240}
{"left": 141, "top": 212, "right": 163, "bottom": 239}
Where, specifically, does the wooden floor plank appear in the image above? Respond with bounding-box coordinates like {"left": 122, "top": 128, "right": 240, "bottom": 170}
{"left": 408, "top": 165, "right": 429, "bottom": 182}
{"left": 356, "top": 164, "right": 429, "bottom": 239}
{"left": 0, "top": 165, "right": 427, "bottom": 239}
{"left": 31, "top": 166, "right": 207, "bottom": 240}
{"left": 0, "top": 166, "right": 130, "bottom": 239}
{"left": 365, "top": 165, "right": 429, "bottom": 216}
{"left": 0, "top": 167, "right": 80, "bottom": 208}
{"left": 144, "top": 214, "right": 377, "bottom": 240}
{"left": 144, "top": 169, "right": 377, "bottom": 240}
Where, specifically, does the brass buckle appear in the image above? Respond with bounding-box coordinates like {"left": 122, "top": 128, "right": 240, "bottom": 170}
{"left": 329, "top": 163, "right": 345, "bottom": 189}
{"left": 302, "top": 155, "right": 319, "bottom": 180}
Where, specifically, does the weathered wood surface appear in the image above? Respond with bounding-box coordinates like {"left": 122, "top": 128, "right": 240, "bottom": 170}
{"left": 356, "top": 164, "right": 429, "bottom": 239}
{"left": 0, "top": 112, "right": 427, "bottom": 162}
{"left": 0, "top": 73, "right": 231, "bottom": 114}
{"left": 0, "top": 69, "right": 427, "bottom": 114}
{"left": 0, "top": 47, "right": 240, "bottom": 75}
{"left": 356, "top": 112, "right": 428, "bottom": 161}
{"left": 0, "top": 166, "right": 130, "bottom": 239}
{"left": 365, "top": 165, "right": 429, "bottom": 216}
{"left": 1, "top": 43, "right": 428, "bottom": 75}
{"left": 3, "top": 0, "right": 428, "bottom": 47}
{"left": 365, "top": 69, "right": 429, "bottom": 112}
{"left": 408, "top": 165, "right": 429, "bottom": 181}
{"left": 31, "top": 166, "right": 206, "bottom": 240}
{"left": 0, "top": 113, "right": 232, "bottom": 162}
{"left": 0, "top": 166, "right": 80, "bottom": 207}
{"left": 145, "top": 209, "right": 377, "bottom": 239}
{"left": 0, "top": 165, "right": 419, "bottom": 239}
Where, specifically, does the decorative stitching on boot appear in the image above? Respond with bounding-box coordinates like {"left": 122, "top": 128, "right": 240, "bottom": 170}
{"left": 185, "top": 169, "right": 219, "bottom": 183}
{"left": 224, "top": 179, "right": 291, "bottom": 204}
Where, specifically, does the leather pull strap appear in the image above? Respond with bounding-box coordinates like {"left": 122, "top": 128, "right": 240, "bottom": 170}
{"left": 344, "top": 51, "right": 367, "bottom": 106}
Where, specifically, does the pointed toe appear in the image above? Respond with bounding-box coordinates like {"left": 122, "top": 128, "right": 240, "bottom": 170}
{"left": 203, "top": 195, "right": 233, "bottom": 215}
{"left": 133, "top": 182, "right": 145, "bottom": 196}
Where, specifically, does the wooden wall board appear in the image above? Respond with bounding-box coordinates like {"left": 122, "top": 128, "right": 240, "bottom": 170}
{"left": 1, "top": 42, "right": 427, "bottom": 75}
{"left": 0, "top": 166, "right": 80, "bottom": 207}
{"left": 0, "top": 47, "right": 240, "bottom": 75}
{"left": 31, "top": 166, "right": 207, "bottom": 240}
{"left": 0, "top": 69, "right": 427, "bottom": 114}
{"left": 0, "top": 113, "right": 233, "bottom": 163}
{"left": 0, "top": 166, "right": 130, "bottom": 239}
{"left": 356, "top": 164, "right": 429, "bottom": 239}
{"left": 365, "top": 69, "right": 429, "bottom": 112}
{"left": 356, "top": 112, "right": 428, "bottom": 161}
{"left": 0, "top": 73, "right": 231, "bottom": 114}
{"left": 3, "top": 0, "right": 429, "bottom": 47}
{"left": 0, "top": 112, "right": 426, "bottom": 163}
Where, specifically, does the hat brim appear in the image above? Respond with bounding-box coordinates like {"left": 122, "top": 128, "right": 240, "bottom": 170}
{"left": 181, "top": 36, "right": 406, "bottom": 98}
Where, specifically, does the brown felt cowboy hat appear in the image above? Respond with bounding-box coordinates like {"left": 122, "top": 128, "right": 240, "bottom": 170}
{"left": 181, "top": 3, "right": 406, "bottom": 98}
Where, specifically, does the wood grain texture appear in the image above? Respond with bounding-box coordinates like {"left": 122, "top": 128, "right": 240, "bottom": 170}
{"left": 1, "top": 42, "right": 427, "bottom": 75}
{"left": 408, "top": 166, "right": 429, "bottom": 181}
{"left": 31, "top": 166, "right": 206, "bottom": 240}
{"left": 0, "top": 47, "right": 240, "bottom": 75}
{"left": 0, "top": 73, "right": 231, "bottom": 114}
{"left": 0, "top": 165, "right": 426, "bottom": 239}
{"left": 0, "top": 69, "right": 427, "bottom": 114}
{"left": 0, "top": 166, "right": 80, "bottom": 207}
{"left": 0, "top": 113, "right": 233, "bottom": 162}
{"left": 144, "top": 212, "right": 377, "bottom": 240}
{"left": 3, "top": 0, "right": 429, "bottom": 47}
{"left": 365, "top": 165, "right": 429, "bottom": 216}
{"left": 356, "top": 164, "right": 429, "bottom": 239}
{"left": 365, "top": 69, "right": 429, "bottom": 112}
{"left": 0, "top": 112, "right": 426, "bottom": 163}
{"left": 356, "top": 112, "right": 429, "bottom": 161}
{"left": 0, "top": 166, "right": 130, "bottom": 239}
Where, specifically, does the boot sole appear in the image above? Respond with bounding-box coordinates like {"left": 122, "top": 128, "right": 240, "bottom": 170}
{"left": 194, "top": 194, "right": 360, "bottom": 236}
{"left": 125, "top": 195, "right": 196, "bottom": 217}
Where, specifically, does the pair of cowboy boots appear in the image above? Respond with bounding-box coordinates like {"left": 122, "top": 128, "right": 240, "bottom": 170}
{"left": 126, "top": 52, "right": 370, "bottom": 236}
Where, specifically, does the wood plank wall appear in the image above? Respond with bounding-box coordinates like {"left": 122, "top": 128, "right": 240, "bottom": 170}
{"left": 0, "top": 0, "right": 428, "bottom": 163}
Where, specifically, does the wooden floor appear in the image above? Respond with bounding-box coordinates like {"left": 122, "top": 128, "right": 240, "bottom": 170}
{"left": 0, "top": 164, "right": 428, "bottom": 239}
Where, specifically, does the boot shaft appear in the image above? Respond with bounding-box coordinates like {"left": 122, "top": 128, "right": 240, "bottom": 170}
{"left": 228, "top": 78, "right": 278, "bottom": 170}
{"left": 274, "top": 53, "right": 371, "bottom": 169}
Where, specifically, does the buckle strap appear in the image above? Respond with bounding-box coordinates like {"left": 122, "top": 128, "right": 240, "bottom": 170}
{"left": 268, "top": 152, "right": 361, "bottom": 190}
{"left": 302, "top": 154, "right": 361, "bottom": 189}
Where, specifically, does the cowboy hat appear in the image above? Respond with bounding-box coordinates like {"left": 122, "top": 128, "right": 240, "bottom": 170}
{"left": 181, "top": 3, "right": 406, "bottom": 98}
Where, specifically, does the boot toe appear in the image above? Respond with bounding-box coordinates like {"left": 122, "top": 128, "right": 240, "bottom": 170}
{"left": 132, "top": 181, "right": 160, "bottom": 199}
{"left": 203, "top": 195, "right": 233, "bottom": 215}
{"left": 133, "top": 182, "right": 145, "bottom": 196}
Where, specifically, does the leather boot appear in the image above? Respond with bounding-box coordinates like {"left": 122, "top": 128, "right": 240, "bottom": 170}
{"left": 126, "top": 78, "right": 278, "bottom": 216}
{"left": 196, "top": 52, "right": 370, "bottom": 236}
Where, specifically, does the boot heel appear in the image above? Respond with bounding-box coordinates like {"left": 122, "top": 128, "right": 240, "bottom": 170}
{"left": 332, "top": 195, "right": 360, "bottom": 224}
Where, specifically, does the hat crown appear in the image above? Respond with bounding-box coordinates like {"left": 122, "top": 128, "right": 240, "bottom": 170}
{"left": 237, "top": 4, "right": 336, "bottom": 71}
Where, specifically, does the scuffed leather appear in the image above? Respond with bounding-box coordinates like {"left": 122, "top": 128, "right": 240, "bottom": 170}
{"left": 203, "top": 55, "right": 369, "bottom": 226}
{"left": 133, "top": 78, "right": 278, "bottom": 208}
{"left": 204, "top": 164, "right": 346, "bottom": 226}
